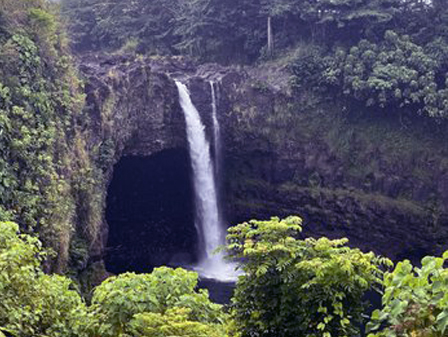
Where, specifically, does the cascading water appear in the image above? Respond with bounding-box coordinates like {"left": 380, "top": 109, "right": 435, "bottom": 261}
{"left": 175, "top": 81, "right": 237, "bottom": 282}
{"left": 210, "top": 81, "right": 221, "bottom": 176}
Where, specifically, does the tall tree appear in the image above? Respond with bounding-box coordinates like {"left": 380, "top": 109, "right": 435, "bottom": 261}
{"left": 174, "top": 0, "right": 263, "bottom": 63}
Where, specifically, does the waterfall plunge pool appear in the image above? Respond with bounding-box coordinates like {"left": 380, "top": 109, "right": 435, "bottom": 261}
{"left": 104, "top": 80, "right": 240, "bottom": 303}
{"left": 104, "top": 150, "right": 237, "bottom": 303}
{"left": 176, "top": 81, "right": 239, "bottom": 283}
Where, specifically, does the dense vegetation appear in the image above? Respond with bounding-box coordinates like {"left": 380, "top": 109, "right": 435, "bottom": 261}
{"left": 1, "top": 0, "right": 448, "bottom": 336}
{"left": 2, "top": 218, "right": 448, "bottom": 337}
{"left": 367, "top": 253, "right": 448, "bottom": 336}
{"left": 225, "top": 216, "right": 392, "bottom": 336}
{"left": 63, "top": 0, "right": 448, "bottom": 117}
{"left": 0, "top": 221, "right": 225, "bottom": 337}
{"left": 1, "top": 0, "right": 76, "bottom": 269}
{"left": 0, "top": 0, "right": 105, "bottom": 274}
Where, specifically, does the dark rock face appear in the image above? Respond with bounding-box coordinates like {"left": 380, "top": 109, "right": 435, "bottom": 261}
{"left": 79, "top": 55, "right": 190, "bottom": 269}
{"left": 79, "top": 55, "right": 237, "bottom": 274}
{"left": 215, "top": 73, "right": 448, "bottom": 263}
{"left": 81, "top": 54, "right": 448, "bottom": 275}
{"left": 80, "top": 54, "right": 187, "bottom": 159}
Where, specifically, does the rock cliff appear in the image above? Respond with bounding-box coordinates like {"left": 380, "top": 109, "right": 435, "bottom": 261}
{"left": 79, "top": 54, "right": 448, "bottom": 280}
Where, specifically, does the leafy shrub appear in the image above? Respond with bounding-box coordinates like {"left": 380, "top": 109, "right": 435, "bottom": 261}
{"left": 226, "top": 216, "right": 393, "bottom": 337}
{"left": 117, "top": 38, "right": 141, "bottom": 54}
{"left": 28, "top": 7, "right": 57, "bottom": 37}
{"left": 90, "top": 267, "right": 225, "bottom": 336}
{"left": 289, "top": 44, "right": 327, "bottom": 90}
{"left": 367, "top": 252, "right": 448, "bottom": 337}
{"left": 323, "top": 31, "right": 448, "bottom": 117}
{"left": 0, "top": 222, "right": 229, "bottom": 337}
{"left": 0, "top": 0, "right": 91, "bottom": 271}
{"left": 125, "top": 307, "right": 225, "bottom": 337}
{"left": 0, "top": 221, "right": 90, "bottom": 337}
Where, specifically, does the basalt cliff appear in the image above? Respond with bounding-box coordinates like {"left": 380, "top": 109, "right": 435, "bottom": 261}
{"left": 73, "top": 54, "right": 448, "bottom": 283}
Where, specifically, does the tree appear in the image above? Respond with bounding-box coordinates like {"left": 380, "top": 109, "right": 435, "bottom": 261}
{"left": 260, "top": 0, "right": 307, "bottom": 56}
{"left": 225, "top": 216, "right": 392, "bottom": 337}
{"left": 305, "top": 30, "right": 448, "bottom": 118}
{"left": 316, "top": 0, "right": 400, "bottom": 42}
{"left": 174, "top": 0, "right": 264, "bottom": 63}
{"left": 262, "top": 0, "right": 401, "bottom": 44}
{"left": 0, "top": 222, "right": 90, "bottom": 337}
{"left": 90, "top": 267, "right": 225, "bottom": 337}
{"left": 367, "top": 252, "right": 448, "bottom": 337}
{"left": 126, "top": 308, "right": 225, "bottom": 337}
{"left": 62, "top": 0, "right": 181, "bottom": 53}
{"left": 60, "top": 0, "right": 103, "bottom": 51}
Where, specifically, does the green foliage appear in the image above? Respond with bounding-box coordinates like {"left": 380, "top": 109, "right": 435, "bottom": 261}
{"left": 226, "top": 216, "right": 393, "bottom": 337}
{"left": 28, "top": 7, "right": 57, "bottom": 38}
{"left": 126, "top": 307, "right": 225, "bottom": 337}
{"left": 0, "top": 32, "right": 67, "bottom": 235}
{"left": 61, "top": 0, "right": 181, "bottom": 54}
{"left": 0, "top": 0, "right": 105, "bottom": 273}
{"left": 0, "top": 222, "right": 227, "bottom": 337}
{"left": 90, "top": 267, "right": 225, "bottom": 336}
{"left": 367, "top": 252, "right": 448, "bottom": 337}
{"left": 322, "top": 31, "right": 448, "bottom": 117}
{"left": 289, "top": 44, "right": 328, "bottom": 90}
{"left": 0, "top": 221, "right": 90, "bottom": 337}
{"left": 60, "top": 0, "right": 407, "bottom": 62}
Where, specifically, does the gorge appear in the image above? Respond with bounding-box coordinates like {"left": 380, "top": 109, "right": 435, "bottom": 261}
{"left": 71, "top": 55, "right": 448, "bottom": 287}
{"left": 4, "top": 1, "right": 448, "bottom": 334}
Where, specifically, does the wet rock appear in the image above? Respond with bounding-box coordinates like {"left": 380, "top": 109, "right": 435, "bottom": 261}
{"left": 79, "top": 53, "right": 448, "bottom": 273}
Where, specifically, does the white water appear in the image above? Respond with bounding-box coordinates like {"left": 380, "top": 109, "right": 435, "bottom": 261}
{"left": 267, "top": 16, "right": 274, "bottom": 57}
{"left": 210, "top": 81, "right": 221, "bottom": 173}
{"left": 176, "top": 81, "right": 237, "bottom": 282}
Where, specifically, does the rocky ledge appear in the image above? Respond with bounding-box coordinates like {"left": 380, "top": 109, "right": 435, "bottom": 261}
{"left": 79, "top": 53, "right": 448, "bottom": 273}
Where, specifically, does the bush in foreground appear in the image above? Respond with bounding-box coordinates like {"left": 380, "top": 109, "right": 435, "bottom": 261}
{"left": 0, "top": 221, "right": 225, "bottom": 337}
{"left": 367, "top": 252, "right": 448, "bottom": 337}
{"left": 0, "top": 221, "right": 89, "bottom": 337}
{"left": 226, "top": 216, "right": 393, "bottom": 337}
{"left": 90, "top": 267, "right": 225, "bottom": 336}
{"left": 4, "top": 217, "right": 448, "bottom": 337}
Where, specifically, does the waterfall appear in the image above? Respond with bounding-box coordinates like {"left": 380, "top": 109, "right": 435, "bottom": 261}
{"left": 210, "top": 81, "right": 221, "bottom": 177}
{"left": 267, "top": 16, "right": 274, "bottom": 57}
{"left": 175, "top": 81, "right": 237, "bottom": 281}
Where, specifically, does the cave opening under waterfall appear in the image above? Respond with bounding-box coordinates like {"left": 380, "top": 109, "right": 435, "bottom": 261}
{"left": 105, "top": 148, "right": 199, "bottom": 274}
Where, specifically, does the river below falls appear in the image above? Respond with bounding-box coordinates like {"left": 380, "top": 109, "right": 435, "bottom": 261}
{"left": 198, "top": 278, "right": 236, "bottom": 304}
